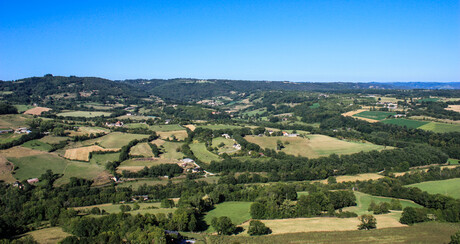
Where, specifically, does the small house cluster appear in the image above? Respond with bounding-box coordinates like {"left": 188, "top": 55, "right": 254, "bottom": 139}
{"left": 14, "top": 127, "right": 31, "bottom": 134}
{"left": 282, "top": 131, "right": 298, "bottom": 137}
{"left": 105, "top": 121, "right": 124, "bottom": 127}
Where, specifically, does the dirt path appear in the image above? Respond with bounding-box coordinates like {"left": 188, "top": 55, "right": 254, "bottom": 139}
{"left": 342, "top": 109, "right": 379, "bottom": 123}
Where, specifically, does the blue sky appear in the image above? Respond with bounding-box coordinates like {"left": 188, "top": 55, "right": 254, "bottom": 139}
{"left": 1, "top": 0, "right": 459, "bottom": 82}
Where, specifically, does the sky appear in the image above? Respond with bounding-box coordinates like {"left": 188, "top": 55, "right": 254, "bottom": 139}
{"left": 0, "top": 0, "right": 459, "bottom": 82}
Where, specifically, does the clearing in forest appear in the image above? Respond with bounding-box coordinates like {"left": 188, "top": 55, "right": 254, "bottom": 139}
{"left": 204, "top": 201, "right": 252, "bottom": 232}
{"left": 64, "top": 145, "right": 118, "bottom": 161}
{"left": 129, "top": 142, "right": 154, "bottom": 157}
{"left": 245, "top": 135, "right": 387, "bottom": 158}
{"left": 406, "top": 178, "right": 460, "bottom": 199}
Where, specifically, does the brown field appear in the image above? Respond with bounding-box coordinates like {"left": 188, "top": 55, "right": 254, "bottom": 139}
{"left": 0, "top": 146, "right": 47, "bottom": 158}
{"left": 0, "top": 156, "right": 15, "bottom": 183}
{"left": 64, "top": 145, "right": 118, "bottom": 161}
{"left": 0, "top": 114, "right": 31, "bottom": 129}
{"left": 341, "top": 109, "right": 379, "bottom": 123}
{"left": 184, "top": 124, "right": 196, "bottom": 131}
{"left": 65, "top": 126, "right": 109, "bottom": 136}
{"left": 92, "top": 171, "right": 113, "bottom": 186}
{"left": 157, "top": 130, "right": 188, "bottom": 140}
{"left": 23, "top": 107, "right": 51, "bottom": 115}
{"left": 150, "top": 139, "right": 166, "bottom": 146}
{"left": 239, "top": 213, "right": 405, "bottom": 235}
{"left": 446, "top": 105, "right": 460, "bottom": 113}
{"left": 23, "top": 227, "right": 71, "bottom": 244}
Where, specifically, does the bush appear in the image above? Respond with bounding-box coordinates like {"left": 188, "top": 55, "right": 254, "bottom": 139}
{"left": 160, "top": 199, "right": 175, "bottom": 208}
{"left": 335, "top": 211, "right": 358, "bottom": 218}
{"left": 211, "top": 216, "right": 236, "bottom": 235}
{"left": 247, "top": 220, "right": 271, "bottom": 236}
{"left": 119, "top": 204, "right": 131, "bottom": 213}
{"left": 358, "top": 214, "right": 377, "bottom": 230}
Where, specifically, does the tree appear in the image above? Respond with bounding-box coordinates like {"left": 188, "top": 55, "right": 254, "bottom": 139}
{"left": 358, "top": 214, "right": 377, "bottom": 230}
{"left": 119, "top": 204, "right": 131, "bottom": 213}
{"left": 250, "top": 202, "right": 266, "bottom": 219}
{"left": 247, "top": 220, "right": 271, "bottom": 235}
{"left": 211, "top": 216, "right": 236, "bottom": 235}
{"left": 133, "top": 202, "right": 140, "bottom": 210}
{"left": 327, "top": 176, "right": 337, "bottom": 184}
{"left": 450, "top": 231, "right": 460, "bottom": 244}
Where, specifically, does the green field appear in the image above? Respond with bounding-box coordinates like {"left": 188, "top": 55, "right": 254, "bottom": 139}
{"left": 21, "top": 140, "right": 53, "bottom": 151}
{"left": 125, "top": 123, "right": 185, "bottom": 132}
{"left": 309, "top": 103, "right": 320, "bottom": 108}
{"left": 245, "top": 135, "right": 387, "bottom": 158}
{"left": 448, "top": 158, "right": 459, "bottom": 165}
{"left": 14, "top": 104, "right": 34, "bottom": 113}
{"left": 204, "top": 201, "right": 252, "bottom": 232}
{"left": 0, "top": 114, "right": 31, "bottom": 129}
{"left": 381, "top": 119, "right": 429, "bottom": 129}
{"left": 130, "top": 142, "right": 154, "bottom": 157}
{"left": 90, "top": 152, "right": 120, "bottom": 165}
{"left": 198, "top": 124, "right": 244, "bottom": 130}
{"left": 54, "top": 161, "right": 105, "bottom": 185}
{"left": 0, "top": 133, "right": 21, "bottom": 144}
{"left": 158, "top": 141, "right": 185, "bottom": 160}
{"left": 9, "top": 154, "right": 69, "bottom": 180}
{"left": 353, "top": 111, "right": 396, "bottom": 121}
{"left": 418, "top": 98, "right": 439, "bottom": 102}
{"left": 39, "top": 136, "right": 68, "bottom": 144}
{"left": 83, "top": 132, "right": 149, "bottom": 148}
{"left": 77, "top": 202, "right": 177, "bottom": 215}
{"left": 343, "top": 191, "right": 422, "bottom": 216}
{"left": 189, "top": 143, "right": 221, "bottom": 163}
{"left": 418, "top": 122, "right": 460, "bottom": 133}
{"left": 57, "top": 111, "right": 112, "bottom": 118}
{"left": 206, "top": 222, "right": 460, "bottom": 244}
{"left": 212, "top": 137, "right": 238, "bottom": 154}
{"left": 406, "top": 178, "right": 460, "bottom": 199}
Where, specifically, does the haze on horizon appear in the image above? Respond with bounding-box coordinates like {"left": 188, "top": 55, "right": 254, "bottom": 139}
{"left": 1, "top": 0, "right": 459, "bottom": 82}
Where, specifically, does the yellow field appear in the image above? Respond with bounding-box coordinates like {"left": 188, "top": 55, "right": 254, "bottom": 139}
{"left": 245, "top": 135, "right": 386, "bottom": 158}
{"left": 129, "top": 142, "right": 154, "bottom": 157}
{"left": 24, "top": 227, "right": 70, "bottom": 244}
{"left": 65, "top": 126, "right": 109, "bottom": 136}
{"left": 157, "top": 130, "right": 188, "bottom": 140}
{"left": 239, "top": 213, "right": 405, "bottom": 235}
{"left": 0, "top": 155, "right": 15, "bottom": 183}
{"left": 184, "top": 124, "right": 196, "bottom": 131}
{"left": 446, "top": 105, "right": 460, "bottom": 113}
{"left": 23, "top": 106, "right": 51, "bottom": 115}
{"left": 64, "top": 145, "right": 118, "bottom": 161}
{"left": 0, "top": 146, "right": 47, "bottom": 158}
{"left": 341, "top": 109, "right": 379, "bottom": 123}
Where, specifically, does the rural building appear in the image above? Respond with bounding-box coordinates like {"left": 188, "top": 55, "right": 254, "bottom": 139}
{"left": 282, "top": 131, "right": 298, "bottom": 137}
{"left": 394, "top": 114, "right": 406, "bottom": 118}
{"left": 27, "top": 178, "right": 39, "bottom": 184}
{"left": 106, "top": 121, "right": 124, "bottom": 127}
{"left": 233, "top": 144, "right": 242, "bottom": 150}
{"left": 14, "top": 127, "right": 31, "bottom": 134}
{"left": 222, "top": 133, "right": 231, "bottom": 139}
{"left": 0, "top": 129, "right": 13, "bottom": 134}
{"left": 181, "top": 158, "right": 195, "bottom": 164}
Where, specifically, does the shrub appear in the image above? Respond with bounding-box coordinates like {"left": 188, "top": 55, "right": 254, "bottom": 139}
{"left": 247, "top": 220, "right": 271, "bottom": 236}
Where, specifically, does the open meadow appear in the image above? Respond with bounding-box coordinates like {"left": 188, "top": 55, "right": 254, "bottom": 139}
{"left": 0, "top": 114, "right": 31, "bottom": 129}
{"left": 204, "top": 201, "right": 253, "bottom": 232}
{"left": 353, "top": 111, "right": 396, "bottom": 121}
{"left": 64, "top": 145, "right": 118, "bottom": 161}
{"left": 74, "top": 202, "right": 177, "bottom": 215}
{"left": 129, "top": 142, "right": 154, "bottom": 157}
{"left": 406, "top": 178, "right": 460, "bottom": 199}
{"left": 80, "top": 132, "right": 149, "bottom": 148}
{"left": 418, "top": 121, "right": 460, "bottom": 133}
{"left": 190, "top": 142, "right": 221, "bottom": 163}
{"left": 245, "top": 135, "right": 387, "bottom": 158}
{"left": 380, "top": 118, "right": 429, "bottom": 129}
{"left": 56, "top": 111, "right": 112, "bottom": 118}
{"left": 212, "top": 137, "right": 238, "bottom": 154}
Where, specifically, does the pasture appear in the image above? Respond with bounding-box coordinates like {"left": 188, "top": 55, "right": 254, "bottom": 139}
{"left": 418, "top": 122, "right": 460, "bottom": 133}
{"left": 406, "top": 178, "right": 460, "bottom": 199}
{"left": 204, "top": 201, "right": 252, "bottom": 232}
{"left": 21, "top": 140, "right": 53, "bottom": 151}
{"left": 380, "top": 118, "right": 428, "bottom": 129}
{"left": 189, "top": 143, "right": 221, "bottom": 163}
{"left": 342, "top": 191, "right": 421, "bottom": 216}
{"left": 212, "top": 137, "right": 238, "bottom": 154}
{"left": 57, "top": 111, "right": 112, "bottom": 118}
{"left": 24, "top": 227, "right": 71, "bottom": 244}
{"left": 64, "top": 145, "right": 118, "bottom": 161}
{"left": 83, "top": 132, "right": 149, "bottom": 148}
{"left": 156, "top": 141, "right": 185, "bottom": 160}
{"left": 446, "top": 105, "right": 460, "bottom": 113}
{"left": 74, "top": 202, "right": 177, "bottom": 215}
{"left": 198, "top": 124, "right": 244, "bottom": 130}
{"left": 8, "top": 154, "right": 69, "bottom": 180}
{"left": 448, "top": 158, "right": 459, "bottom": 165}
{"left": 66, "top": 126, "right": 109, "bottom": 136}
{"left": 13, "top": 104, "right": 34, "bottom": 113}
{"left": 0, "top": 114, "right": 31, "bottom": 129}
{"left": 353, "top": 111, "right": 396, "bottom": 121}
{"left": 129, "top": 142, "right": 154, "bottom": 157}
{"left": 0, "top": 156, "right": 15, "bottom": 183}
{"left": 157, "top": 130, "right": 188, "bottom": 140}
{"left": 23, "top": 106, "right": 51, "bottom": 115}
{"left": 89, "top": 152, "right": 120, "bottom": 165}
{"left": 39, "top": 135, "right": 68, "bottom": 144}
{"left": 245, "top": 135, "right": 386, "bottom": 158}
{"left": 54, "top": 161, "right": 106, "bottom": 185}
{"left": 0, "top": 133, "right": 22, "bottom": 144}
{"left": 210, "top": 222, "right": 460, "bottom": 244}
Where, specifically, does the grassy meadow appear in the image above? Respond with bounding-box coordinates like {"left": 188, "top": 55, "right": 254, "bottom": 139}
{"left": 418, "top": 122, "right": 460, "bottom": 133}
{"left": 129, "top": 142, "right": 154, "bottom": 157}
{"left": 406, "top": 178, "right": 460, "bottom": 199}
{"left": 380, "top": 118, "right": 429, "bottom": 129}
{"left": 353, "top": 111, "right": 396, "bottom": 121}
{"left": 245, "top": 135, "right": 387, "bottom": 158}
{"left": 57, "top": 111, "right": 112, "bottom": 118}
{"left": 21, "top": 140, "right": 53, "bottom": 151}
{"left": 204, "top": 201, "right": 253, "bottom": 232}
{"left": 75, "top": 202, "right": 177, "bottom": 215}
{"left": 212, "top": 137, "right": 238, "bottom": 154}
{"left": 189, "top": 143, "right": 221, "bottom": 163}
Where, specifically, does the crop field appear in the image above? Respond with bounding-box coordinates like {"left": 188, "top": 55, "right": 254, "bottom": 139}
{"left": 89, "top": 152, "right": 120, "bottom": 165}
{"left": 190, "top": 143, "right": 221, "bottom": 163}
{"left": 353, "top": 111, "right": 396, "bottom": 121}
{"left": 64, "top": 145, "right": 118, "bottom": 161}
{"left": 238, "top": 213, "right": 404, "bottom": 235}
{"left": 8, "top": 154, "right": 69, "bottom": 180}
{"left": 212, "top": 137, "right": 238, "bottom": 154}
{"left": 0, "top": 114, "right": 31, "bottom": 129}
{"left": 0, "top": 133, "right": 22, "bottom": 144}
{"left": 155, "top": 141, "right": 185, "bottom": 160}
{"left": 66, "top": 126, "right": 109, "bottom": 136}
{"left": 198, "top": 124, "right": 244, "bottom": 130}
{"left": 157, "top": 130, "right": 188, "bottom": 140}
{"left": 54, "top": 161, "right": 106, "bottom": 185}
{"left": 75, "top": 202, "right": 177, "bottom": 215}
{"left": 204, "top": 201, "right": 252, "bottom": 232}
{"left": 406, "top": 178, "right": 460, "bottom": 199}
{"left": 380, "top": 118, "right": 429, "bottom": 129}
{"left": 21, "top": 140, "right": 53, "bottom": 151}
{"left": 129, "top": 142, "right": 154, "bottom": 157}
{"left": 39, "top": 135, "right": 68, "bottom": 144}
{"left": 245, "top": 135, "right": 386, "bottom": 158}
{"left": 418, "top": 98, "right": 439, "bottom": 102}
{"left": 24, "top": 227, "right": 71, "bottom": 244}
{"left": 56, "top": 111, "right": 112, "bottom": 118}
{"left": 83, "top": 132, "right": 149, "bottom": 148}
{"left": 418, "top": 122, "right": 460, "bottom": 133}
{"left": 209, "top": 222, "right": 460, "bottom": 244}
{"left": 0, "top": 156, "right": 15, "bottom": 183}
{"left": 23, "top": 106, "right": 51, "bottom": 115}
{"left": 342, "top": 191, "right": 421, "bottom": 216}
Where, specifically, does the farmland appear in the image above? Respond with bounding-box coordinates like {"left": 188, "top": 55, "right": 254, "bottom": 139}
{"left": 212, "top": 137, "right": 238, "bottom": 154}
{"left": 204, "top": 201, "right": 252, "bottom": 232}
{"left": 129, "top": 142, "right": 154, "bottom": 157}
{"left": 81, "top": 132, "right": 149, "bottom": 148}
{"left": 198, "top": 124, "right": 245, "bottom": 130}
{"left": 21, "top": 140, "right": 53, "bottom": 151}
{"left": 0, "top": 114, "right": 31, "bottom": 129}
{"left": 74, "top": 202, "right": 177, "bottom": 215}
{"left": 8, "top": 154, "right": 69, "bottom": 180}
{"left": 406, "top": 178, "right": 460, "bottom": 199}
{"left": 64, "top": 145, "right": 118, "bottom": 161}
{"left": 56, "top": 111, "right": 112, "bottom": 118}
{"left": 418, "top": 121, "right": 460, "bottom": 133}
{"left": 0, "top": 133, "right": 21, "bottom": 144}
{"left": 245, "top": 135, "right": 387, "bottom": 158}
{"left": 380, "top": 118, "right": 429, "bottom": 129}
{"left": 353, "top": 111, "right": 396, "bottom": 121}
{"left": 190, "top": 142, "right": 221, "bottom": 163}
{"left": 24, "top": 227, "right": 71, "bottom": 244}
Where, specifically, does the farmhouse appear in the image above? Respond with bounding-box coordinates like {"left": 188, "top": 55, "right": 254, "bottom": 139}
{"left": 27, "top": 178, "right": 39, "bottom": 184}
{"left": 106, "top": 121, "right": 124, "bottom": 127}
{"left": 181, "top": 158, "right": 195, "bottom": 164}
{"left": 233, "top": 143, "right": 242, "bottom": 150}
{"left": 282, "top": 131, "right": 298, "bottom": 137}
{"left": 14, "top": 127, "right": 31, "bottom": 134}
{"left": 393, "top": 114, "right": 406, "bottom": 118}
{"left": 222, "top": 133, "right": 231, "bottom": 139}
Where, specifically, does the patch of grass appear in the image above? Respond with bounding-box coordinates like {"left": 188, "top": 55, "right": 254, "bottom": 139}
{"left": 418, "top": 98, "right": 439, "bottom": 102}
{"left": 157, "top": 130, "right": 188, "bottom": 140}
{"left": 381, "top": 119, "right": 429, "bottom": 129}
{"left": 309, "top": 103, "right": 320, "bottom": 108}
{"left": 204, "top": 202, "right": 252, "bottom": 232}
{"left": 212, "top": 137, "right": 238, "bottom": 154}
{"left": 24, "top": 227, "right": 71, "bottom": 244}
{"left": 418, "top": 122, "right": 460, "bottom": 133}
{"left": 57, "top": 111, "right": 112, "bottom": 118}
{"left": 75, "top": 202, "right": 177, "bottom": 215}
{"left": 21, "top": 140, "right": 53, "bottom": 151}
{"left": 198, "top": 124, "right": 244, "bottom": 130}
{"left": 54, "top": 161, "right": 106, "bottom": 185}
{"left": 39, "top": 135, "right": 68, "bottom": 144}
{"left": 245, "top": 135, "right": 387, "bottom": 158}
{"left": 158, "top": 141, "right": 185, "bottom": 160}
{"left": 0, "top": 114, "right": 31, "bottom": 129}
{"left": 0, "top": 133, "right": 22, "bottom": 144}
{"left": 208, "top": 222, "right": 460, "bottom": 244}
{"left": 353, "top": 111, "right": 396, "bottom": 121}
{"left": 130, "top": 142, "right": 154, "bottom": 157}
{"left": 448, "top": 158, "right": 459, "bottom": 165}
{"left": 8, "top": 154, "right": 69, "bottom": 180}
{"left": 83, "top": 132, "right": 149, "bottom": 148}
{"left": 14, "top": 104, "right": 34, "bottom": 113}
{"left": 343, "top": 191, "right": 422, "bottom": 216}
{"left": 190, "top": 143, "right": 221, "bottom": 163}
{"left": 90, "top": 152, "right": 120, "bottom": 165}
{"left": 149, "top": 124, "right": 184, "bottom": 132}
{"left": 406, "top": 178, "right": 460, "bottom": 199}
